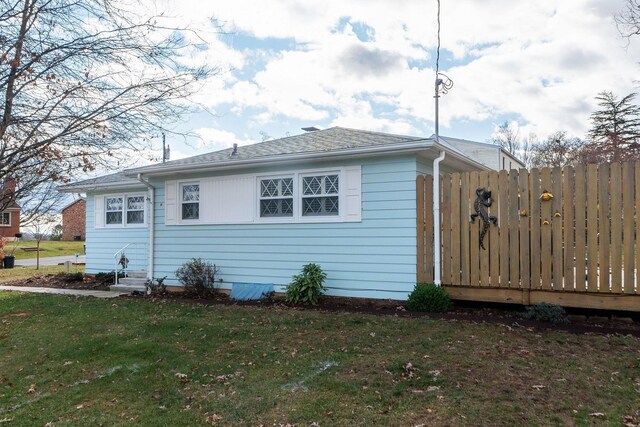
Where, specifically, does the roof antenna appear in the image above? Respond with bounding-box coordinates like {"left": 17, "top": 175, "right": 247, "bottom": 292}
{"left": 434, "top": 0, "right": 453, "bottom": 142}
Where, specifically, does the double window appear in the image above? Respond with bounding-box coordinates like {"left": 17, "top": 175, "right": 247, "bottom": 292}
{"left": 105, "top": 195, "right": 145, "bottom": 226}
{"left": 258, "top": 172, "right": 340, "bottom": 219}
{"left": 181, "top": 183, "right": 200, "bottom": 220}
{"left": 0, "top": 212, "right": 10, "bottom": 226}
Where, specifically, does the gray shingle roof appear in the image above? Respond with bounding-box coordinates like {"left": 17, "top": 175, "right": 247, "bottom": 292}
{"left": 58, "top": 172, "right": 143, "bottom": 192}
{"left": 126, "top": 126, "right": 429, "bottom": 174}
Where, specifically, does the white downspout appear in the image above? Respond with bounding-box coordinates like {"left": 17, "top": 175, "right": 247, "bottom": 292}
{"left": 432, "top": 150, "right": 445, "bottom": 286}
{"left": 137, "top": 174, "right": 155, "bottom": 280}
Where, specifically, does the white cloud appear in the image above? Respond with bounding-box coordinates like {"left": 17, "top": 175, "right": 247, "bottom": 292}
{"left": 153, "top": 0, "right": 640, "bottom": 146}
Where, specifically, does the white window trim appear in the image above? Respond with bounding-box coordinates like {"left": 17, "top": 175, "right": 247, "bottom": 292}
{"left": 256, "top": 174, "right": 295, "bottom": 222}
{"left": 103, "top": 193, "right": 147, "bottom": 228}
{"left": 255, "top": 167, "right": 345, "bottom": 224}
{"left": 178, "top": 181, "right": 201, "bottom": 224}
{"left": 0, "top": 212, "right": 10, "bottom": 227}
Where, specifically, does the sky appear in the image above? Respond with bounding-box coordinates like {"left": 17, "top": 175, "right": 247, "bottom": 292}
{"left": 138, "top": 0, "right": 640, "bottom": 161}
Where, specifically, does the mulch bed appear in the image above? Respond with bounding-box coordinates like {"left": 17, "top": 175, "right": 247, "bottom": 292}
{"left": 2, "top": 273, "right": 111, "bottom": 291}
{"left": 3, "top": 274, "right": 640, "bottom": 337}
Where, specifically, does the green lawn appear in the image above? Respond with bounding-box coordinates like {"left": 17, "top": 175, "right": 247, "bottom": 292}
{"left": 0, "top": 294, "right": 638, "bottom": 426}
{"left": 0, "top": 265, "right": 85, "bottom": 283}
{"left": 6, "top": 240, "right": 85, "bottom": 260}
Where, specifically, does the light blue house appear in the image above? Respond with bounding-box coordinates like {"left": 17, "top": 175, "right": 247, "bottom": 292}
{"left": 60, "top": 127, "right": 506, "bottom": 300}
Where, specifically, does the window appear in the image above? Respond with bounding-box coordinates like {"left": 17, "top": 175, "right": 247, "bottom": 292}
{"left": 105, "top": 196, "right": 123, "bottom": 225}
{"left": 0, "top": 212, "right": 10, "bottom": 226}
{"left": 126, "top": 196, "right": 145, "bottom": 224}
{"left": 259, "top": 177, "right": 293, "bottom": 217}
{"left": 301, "top": 174, "right": 339, "bottom": 216}
{"left": 181, "top": 183, "right": 200, "bottom": 220}
{"left": 104, "top": 194, "right": 145, "bottom": 226}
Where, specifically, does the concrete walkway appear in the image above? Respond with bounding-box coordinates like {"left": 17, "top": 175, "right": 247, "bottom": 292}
{"left": 0, "top": 285, "right": 126, "bottom": 298}
{"left": 15, "top": 255, "right": 86, "bottom": 267}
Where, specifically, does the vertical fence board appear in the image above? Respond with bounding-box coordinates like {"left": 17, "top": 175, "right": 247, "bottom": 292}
{"left": 636, "top": 161, "right": 640, "bottom": 294}
{"left": 598, "top": 164, "right": 610, "bottom": 292}
{"left": 563, "top": 166, "right": 575, "bottom": 291}
{"left": 541, "top": 168, "right": 553, "bottom": 290}
{"left": 530, "top": 169, "right": 542, "bottom": 290}
{"left": 441, "top": 174, "right": 452, "bottom": 285}
{"left": 509, "top": 170, "right": 520, "bottom": 288}
{"left": 574, "top": 164, "right": 587, "bottom": 292}
{"left": 489, "top": 171, "right": 500, "bottom": 287}
{"left": 460, "top": 173, "right": 470, "bottom": 285}
{"left": 470, "top": 172, "right": 480, "bottom": 286}
{"left": 586, "top": 164, "right": 599, "bottom": 293}
{"left": 552, "top": 167, "right": 563, "bottom": 290}
{"left": 416, "top": 176, "right": 425, "bottom": 283}
{"left": 499, "top": 170, "right": 510, "bottom": 287}
{"left": 450, "top": 173, "right": 461, "bottom": 286}
{"left": 424, "top": 175, "right": 434, "bottom": 284}
{"left": 610, "top": 163, "right": 623, "bottom": 293}
{"left": 519, "top": 169, "right": 530, "bottom": 289}
{"left": 623, "top": 162, "right": 635, "bottom": 294}
{"left": 479, "top": 172, "right": 491, "bottom": 286}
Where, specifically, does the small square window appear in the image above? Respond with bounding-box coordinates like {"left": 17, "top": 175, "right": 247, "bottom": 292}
{"left": 0, "top": 212, "right": 10, "bottom": 226}
{"left": 301, "top": 174, "right": 340, "bottom": 217}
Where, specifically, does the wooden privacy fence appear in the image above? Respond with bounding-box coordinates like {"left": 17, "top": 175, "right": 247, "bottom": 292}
{"left": 417, "top": 162, "right": 640, "bottom": 311}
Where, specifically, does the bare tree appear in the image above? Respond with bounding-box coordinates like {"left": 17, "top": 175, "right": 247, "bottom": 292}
{"left": 490, "top": 121, "right": 533, "bottom": 168}
{"left": 29, "top": 211, "right": 56, "bottom": 269}
{"left": 0, "top": 0, "right": 217, "bottom": 213}
{"left": 530, "top": 131, "right": 585, "bottom": 168}
{"left": 616, "top": 0, "right": 640, "bottom": 39}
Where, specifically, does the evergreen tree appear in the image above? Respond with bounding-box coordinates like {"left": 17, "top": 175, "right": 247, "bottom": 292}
{"left": 585, "top": 91, "right": 640, "bottom": 162}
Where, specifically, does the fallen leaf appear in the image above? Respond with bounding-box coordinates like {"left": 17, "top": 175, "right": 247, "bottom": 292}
{"left": 531, "top": 385, "right": 545, "bottom": 390}
{"left": 589, "top": 412, "right": 605, "bottom": 417}
{"left": 27, "top": 384, "right": 35, "bottom": 394}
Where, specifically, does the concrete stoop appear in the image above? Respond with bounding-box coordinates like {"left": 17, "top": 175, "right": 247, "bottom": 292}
{"left": 110, "top": 271, "right": 147, "bottom": 293}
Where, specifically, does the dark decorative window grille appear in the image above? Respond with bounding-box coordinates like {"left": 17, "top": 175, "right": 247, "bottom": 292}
{"left": 301, "top": 174, "right": 339, "bottom": 216}
{"left": 105, "top": 197, "right": 123, "bottom": 225}
{"left": 260, "top": 177, "right": 293, "bottom": 217}
{"left": 181, "top": 184, "right": 200, "bottom": 220}
{"left": 126, "top": 196, "right": 145, "bottom": 224}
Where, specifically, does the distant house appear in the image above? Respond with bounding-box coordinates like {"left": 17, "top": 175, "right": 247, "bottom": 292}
{"left": 59, "top": 127, "right": 523, "bottom": 298}
{"left": 61, "top": 198, "right": 86, "bottom": 241}
{"left": 437, "top": 136, "right": 525, "bottom": 171}
{"left": 0, "top": 178, "right": 20, "bottom": 241}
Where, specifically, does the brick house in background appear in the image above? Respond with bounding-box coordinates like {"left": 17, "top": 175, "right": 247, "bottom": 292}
{"left": 61, "top": 198, "right": 86, "bottom": 241}
{"left": 0, "top": 178, "right": 20, "bottom": 240}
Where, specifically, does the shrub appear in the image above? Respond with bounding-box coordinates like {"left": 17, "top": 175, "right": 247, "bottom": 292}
{"left": 524, "top": 303, "right": 568, "bottom": 324}
{"left": 405, "top": 283, "right": 452, "bottom": 312}
{"left": 285, "top": 263, "right": 327, "bottom": 305}
{"left": 146, "top": 276, "right": 168, "bottom": 296}
{"left": 175, "top": 258, "right": 219, "bottom": 298}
